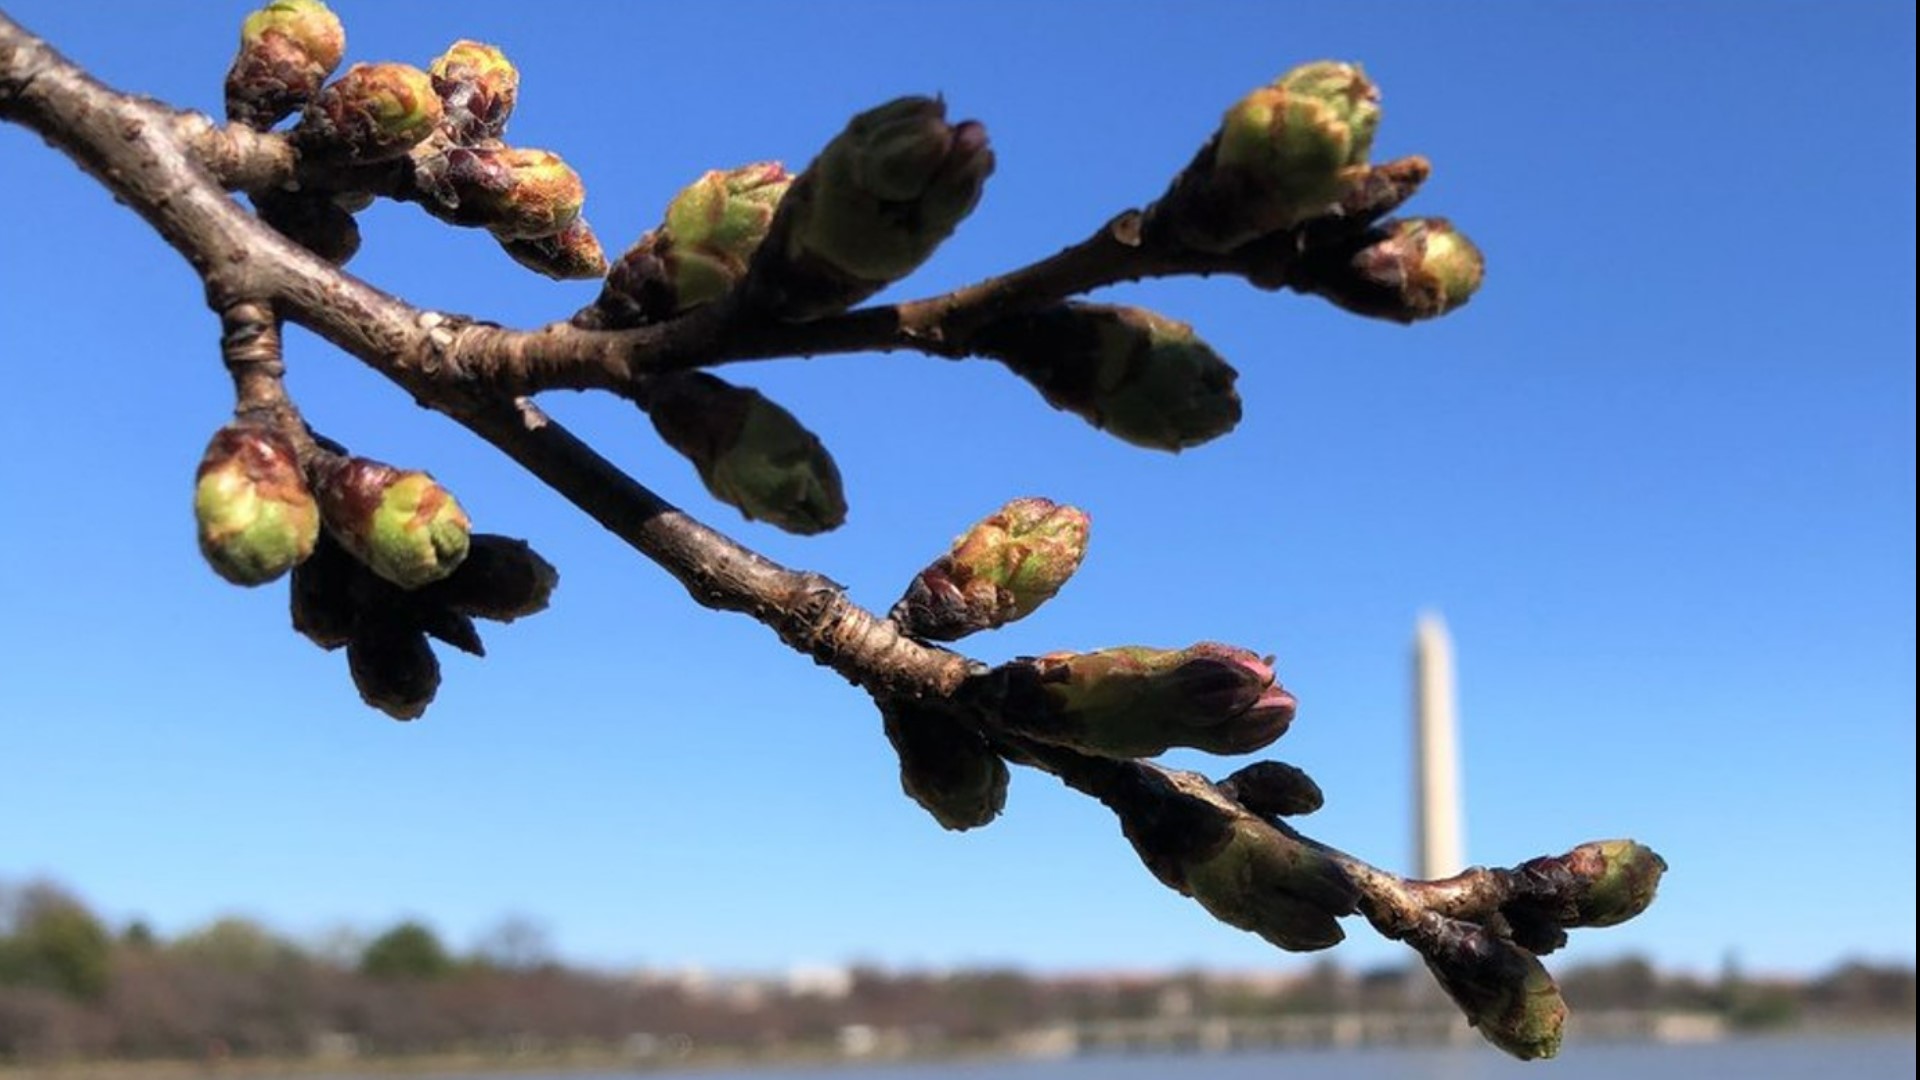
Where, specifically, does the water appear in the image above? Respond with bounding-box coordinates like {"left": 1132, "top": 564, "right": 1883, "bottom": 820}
{"left": 385, "top": 1034, "right": 1915, "bottom": 1080}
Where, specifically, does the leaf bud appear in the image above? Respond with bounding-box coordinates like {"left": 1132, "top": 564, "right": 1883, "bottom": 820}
{"left": 880, "top": 700, "right": 1010, "bottom": 832}
{"left": 1415, "top": 919, "right": 1567, "bottom": 1060}
{"left": 1298, "top": 217, "right": 1485, "bottom": 322}
{"left": 347, "top": 621, "right": 440, "bottom": 721}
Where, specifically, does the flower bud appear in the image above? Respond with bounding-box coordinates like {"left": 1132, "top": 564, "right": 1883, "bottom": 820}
{"left": 193, "top": 425, "right": 320, "bottom": 587}
{"left": 1548, "top": 840, "right": 1666, "bottom": 928}
{"left": 1154, "top": 61, "right": 1380, "bottom": 253}
{"left": 315, "top": 457, "right": 470, "bottom": 589}
{"left": 890, "top": 498, "right": 1090, "bottom": 642}
{"left": 749, "top": 97, "right": 992, "bottom": 319}
{"left": 347, "top": 621, "right": 440, "bottom": 721}
{"left": 497, "top": 217, "right": 608, "bottom": 280}
{"left": 415, "top": 146, "right": 585, "bottom": 240}
{"left": 428, "top": 40, "right": 519, "bottom": 143}
{"left": 413, "top": 534, "right": 558, "bottom": 623}
{"left": 646, "top": 373, "right": 847, "bottom": 535}
{"left": 1107, "top": 768, "right": 1355, "bottom": 952}
{"left": 1299, "top": 217, "right": 1485, "bottom": 323}
{"left": 1218, "top": 760, "right": 1324, "bottom": 818}
{"left": 297, "top": 63, "right": 443, "bottom": 163}
{"left": 225, "top": 0, "right": 345, "bottom": 129}
{"left": 974, "top": 304, "right": 1241, "bottom": 452}
{"left": 1416, "top": 920, "right": 1566, "bottom": 1060}
{"left": 880, "top": 700, "right": 1009, "bottom": 832}
{"left": 988, "top": 643, "right": 1295, "bottom": 759}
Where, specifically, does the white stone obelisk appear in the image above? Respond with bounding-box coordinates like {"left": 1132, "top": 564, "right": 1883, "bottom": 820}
{"left": 1414, "top": 612, "right": 1465, "bottom": 879}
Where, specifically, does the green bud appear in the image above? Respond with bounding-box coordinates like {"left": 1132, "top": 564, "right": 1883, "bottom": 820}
{"left": 1105, "top": 768, "right": 1356, "bottom": 952}
{"left": 297, "top": 62, "right": 443, "bottom": 163}
{"left": 428, "top": 39, "right": 519, "bottom": 143}
{"left": 1552, "top": 840, "right": 1667, "bottom": 928}
{"left": 225, "top": 0, "right": 346, "bottom": 129}
{"left": 890, "top": 498, "right": 1090, "bottom": 642}
{"left": 413, "top": 534, "right": 558, "bottom": 623}
{"left": 1299, "top": 217, "right": 1485, "bottom": 323}
{"left": 315, "top": 457, "right": 470, "bottom": 589}
{"left": 498, "top": 217, "right": 608, "bottom": 280}
{"left": 1153, "top": 61, "right": 1381, "bottom": 253}
{"left": 1218, "top": 760, "right": 1324, "bottom": 818}
{"left": 750, "top": 97, "right": 993, "bottom": 319}
{"left": 193, "top": 425, "right": 320, "bottom": 587}
{"left": 415, "top": 146, "right": 585, "bottom": 240}
{"left": 347, "top": 621, "right": 440, "bottom": 721}
{"left": 974, "top": 303, "right": 1241, "bottom": 452}
{"left": 880, "top": 700, "right": 1009, "bottom": 832}
{"left": 1416, "top": 921, "right": 1566, "bottom": 1060}
{"left": 646, "top": 373, "right": 847, "bottom": 535}
{"left": 989, "top": 643, "right": 1295, "bottom": 759}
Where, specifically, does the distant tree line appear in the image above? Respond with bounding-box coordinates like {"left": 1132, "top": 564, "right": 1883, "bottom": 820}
{"left": 0, "top": 880, "right": 1911, "bottom": 1066}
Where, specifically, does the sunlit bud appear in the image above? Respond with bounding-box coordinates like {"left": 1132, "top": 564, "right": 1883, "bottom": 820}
{"left": 890, "top": 498, "right": 1089, "bottom": 642}
{"left": 1416, "top": 920, "right": 1566, "bottom": 1060}
{"left": 315, "top": 457, "right": 470, "bottom": 589}
{"left": 975, "top": 304, "right": 1241, "bottom": 452}
{"left": 413, "top": 534, "right": 558, "bottom": 623}
{"left": 297, "top": 63, "right": 443, "bottom": 163}
{"left": 880, "top": 700, "right": 1010, "bottom": 832}
{"left": 347, "top": 622, "right": 440, "bottom": 721}
{"left": 646, "top": 372, "right": 847, "bottom": 535}
{"left": 416, "top": 146, "right": 585, "bottom": 240}
{"left": 1301, "top": 217, "right": 1485, "bottom": 323}
{"left": 289, "top": 531, "right": 360, "bottom": 649}
{"left": 750, "top": 97, "right": 992, "bottom": 318}
{"left": 1218, "top": 760, "right": 1324, "bottom": 817}
{"left": 193, "top": 425, "right": 320, "bottom": 587}
{"left": 254, "top": 191, "right": 360, "bottom": 265}
{"left": 1155, "top": 61, "right": 1380, "bottom": 252}
{"left": 497, "top": 217, "right": 608, "bottom": 280}
{"left": 988, "top": 643, "right": 1294, "bottom": 759}
{"left": 663, "top": 163, "right": 794, "bottom": 311}
{"left": 1538, "top": 840, "right": 1667, "bottom": 928}
{"left": 428, "top": 39, "right": 519, "bottom": 143}
{"left": 224, "top": 0, "right": 345, "bottom": 129}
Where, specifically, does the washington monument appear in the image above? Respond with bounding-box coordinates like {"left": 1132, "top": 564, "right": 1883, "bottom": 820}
{"left": 1414, "top": 612, "right": 1465, "bottom": 879}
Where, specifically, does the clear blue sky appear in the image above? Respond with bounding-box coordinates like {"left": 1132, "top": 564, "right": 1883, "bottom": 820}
{"left": 1, "top": 2, "right": 1912, "bottom": 980}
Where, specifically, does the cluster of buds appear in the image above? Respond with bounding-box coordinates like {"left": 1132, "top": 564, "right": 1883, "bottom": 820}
{"left": 746, "top": 97, "right": 994, "bottom": 319}
{"left": 292, "top": 530, "right": 557, "bottom": 719}
{"left": 193, "top": 424, "right": 321, "bottom": 587}
{"left": 645, "top": 372, "right": 846, "bottom": 535}
{"left": 581, "top": 164, "right": 794, "bottom": 329}
{"left": 224, "top": 0, "right": 345, "bottom": 129}
{"left": 890, "top": 498, "right": 1090, "bottom": 642}
{"left": 972, "top": 304, "right": 1241, "bottom": 452}
{"left": 1153, "top": 61, "right": 1382, "bottom": 253}
{"left": 310, "top": 455, "right": 471, "bottom": 590}
{"left": 1294, "top": 217, "right": 1485, "bottom": 322}
{"left": 980, "top": 643, "right": 1295, "bottom": 759}
{"left": 1109, "top": 767, "right": 1358, "bottom": 952}
{"left": 879, "top": 699, "right": 1010, "bottom": 832}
